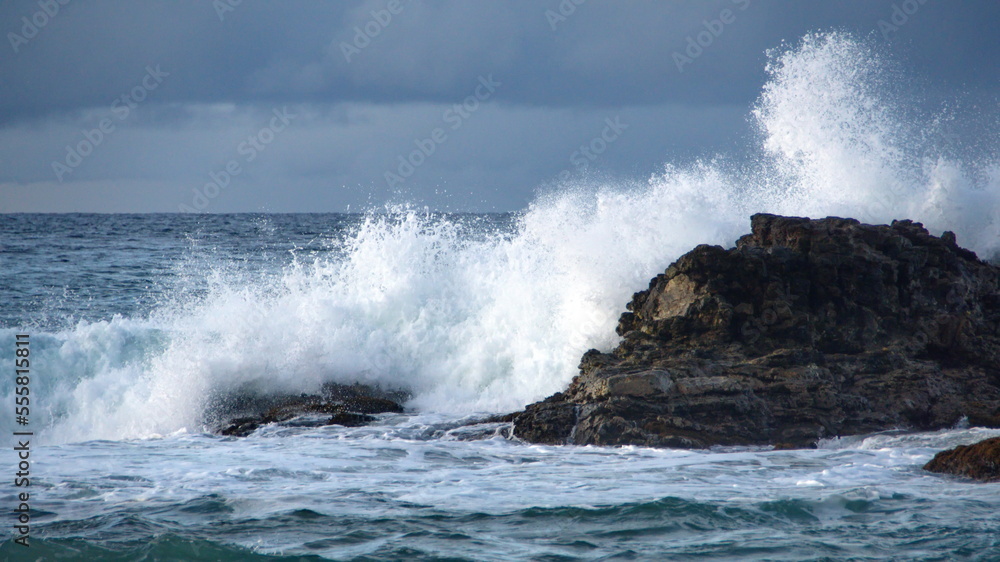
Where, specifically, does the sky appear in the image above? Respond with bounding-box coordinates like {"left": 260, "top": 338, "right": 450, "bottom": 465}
{"left": 0, "top": 0, "right": 997, "bottom": 213}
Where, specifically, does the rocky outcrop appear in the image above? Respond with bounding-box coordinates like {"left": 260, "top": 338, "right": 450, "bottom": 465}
{"left": 209, "top": 383, "right": 407, "bottom": 437}
{"left": 924, "top": 437, "right": 1000, "bottom": 482}
{"left": 514, "top": 214, "right": 1000, "bottom": 448}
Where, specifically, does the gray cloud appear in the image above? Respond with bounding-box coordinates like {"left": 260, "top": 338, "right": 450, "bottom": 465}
{"left": 0, "top": 0, "right": 997, "bottom": 212}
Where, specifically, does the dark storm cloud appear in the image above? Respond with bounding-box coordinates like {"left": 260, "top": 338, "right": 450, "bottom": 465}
{"left": 0, "top": 0, "right": 997, "bottom": 212}
{"left": 5, "top": 0, "right": 997, "bottom": 117}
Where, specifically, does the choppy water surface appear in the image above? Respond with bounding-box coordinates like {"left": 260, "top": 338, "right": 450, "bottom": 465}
{"left": 9, "top": 421, "right": 1000, "bottom": 560}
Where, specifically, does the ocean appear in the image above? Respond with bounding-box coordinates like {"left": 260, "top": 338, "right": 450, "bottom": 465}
{"left": 2, "top": 33, "right": 1000, "bottom": 560}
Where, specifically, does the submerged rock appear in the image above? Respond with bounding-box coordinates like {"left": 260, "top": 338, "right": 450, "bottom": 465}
{"left": 514, "top": 214, "right": 1000, "bottom": 448}
{"left": 924, "top": 437, "right": 1000, "bottom": 482}
{"left": 213, "top": 382, "right": 406, "bottom": 437}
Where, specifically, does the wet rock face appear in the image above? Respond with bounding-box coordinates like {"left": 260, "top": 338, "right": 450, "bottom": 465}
{"left": 924, "top": 437, "right": 1000, "bottom": 482}
{"left": 514, "top": 214, "right": 1000, "bottom": 448}
{"left": 211, "top": 383, "right": 407, "bottom": 437}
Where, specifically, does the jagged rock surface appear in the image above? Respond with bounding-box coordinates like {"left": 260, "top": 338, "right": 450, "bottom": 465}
{"left": 514, "top": 214, "right": 1000, "bottom": 448}
{"left": 210, "top": 383, "right": 407, "bottom": 437}
{"left": 924, "top": 437, "right": 1000, "bottom": 482}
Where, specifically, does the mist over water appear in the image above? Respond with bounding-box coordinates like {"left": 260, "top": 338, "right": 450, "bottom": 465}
{"left": 4, "top": 33, "right": 998, "bottom": 444}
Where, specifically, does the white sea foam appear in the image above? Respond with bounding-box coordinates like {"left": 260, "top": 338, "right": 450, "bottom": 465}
{"left": 7, "top": 32, "right": 997, "bottom": 443}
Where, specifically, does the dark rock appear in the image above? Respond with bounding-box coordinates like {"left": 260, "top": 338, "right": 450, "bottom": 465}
{"left": 220, "top": 416, "right": 274, "bottom": 437}
{"left": 213, "top": 382, "right": 407, "bottom": 436}
{"left": 479, "top": 412, "right": 517, "bottom": 424}
{"left": 327, "top": 412, "right": 378, "bottom": 426}
{"left": 514, "top": 214, "right": 1000, "bottom": 448}
{"left": 924, "top": 437, "right": 1000, "bottom": 482}
{"left": 341, "top": 397, "right": 405, "bottom": 414}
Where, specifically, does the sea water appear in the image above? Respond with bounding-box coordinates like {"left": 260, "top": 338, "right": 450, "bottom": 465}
{"left": 2, "top": 33, "right": 999, "bottom": 560}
